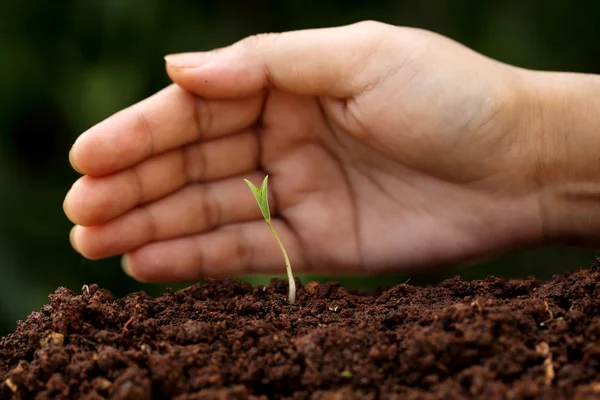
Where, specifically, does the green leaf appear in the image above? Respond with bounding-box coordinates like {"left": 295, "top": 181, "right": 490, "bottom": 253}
{"left": 244, "top": 176, "right": 271, "bottom": 222}
{"left": 260, "top": 175, "right": 271, "bottom": 222}
{"left": 244, "top": 179, "right": 261, "bottom": 201}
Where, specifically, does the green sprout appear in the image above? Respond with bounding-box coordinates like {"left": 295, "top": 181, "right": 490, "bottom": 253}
{"left": 244, "top": 176, "right": 296, "bottom": 305}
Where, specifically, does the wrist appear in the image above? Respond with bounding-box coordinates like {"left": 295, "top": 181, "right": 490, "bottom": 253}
{"left": 524, "top": 69, "right": 600, "bottom": 246}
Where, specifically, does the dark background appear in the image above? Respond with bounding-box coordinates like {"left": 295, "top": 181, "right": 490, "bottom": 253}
{"left": 1, "top": 0, "right": 599, "bottom": 336}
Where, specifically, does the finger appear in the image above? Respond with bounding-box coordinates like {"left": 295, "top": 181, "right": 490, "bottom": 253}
{"left": 69, "top": 84, "right": 263, "bottom": 176}
{"left": 121, "top": 220, "right": 303, "bottom": 282}
{"left": 164, "top": 21, "right": 394, "bottom": 99}
{"left": 64, "top": 129, "right": 259, "bottom": 226}
{"left": 70, "top": 172, "right": 271, "bottom": 260}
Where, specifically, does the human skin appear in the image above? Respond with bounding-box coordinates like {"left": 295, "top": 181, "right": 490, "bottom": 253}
{"left": 63, "top": 21, "right": 600, "bottom": 282}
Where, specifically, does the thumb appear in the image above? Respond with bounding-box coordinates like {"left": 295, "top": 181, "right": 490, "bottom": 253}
{"left": 164, "top": 21, "right": 393, "bottom": 99}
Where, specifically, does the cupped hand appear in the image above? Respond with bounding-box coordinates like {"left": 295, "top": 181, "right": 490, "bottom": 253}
{"left": 64, "top": 21, "right": 543, "bottom": 282}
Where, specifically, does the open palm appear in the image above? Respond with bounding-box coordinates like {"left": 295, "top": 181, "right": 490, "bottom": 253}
{"left": 65, "top": 22, "right": 542, "bottom": 282}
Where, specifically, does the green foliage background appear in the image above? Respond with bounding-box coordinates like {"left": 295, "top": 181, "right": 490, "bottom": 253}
{"left": 1, "top": 0, "right": 599, "bottom": 335}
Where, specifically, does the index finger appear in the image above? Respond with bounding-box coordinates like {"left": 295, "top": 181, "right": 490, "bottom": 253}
{"left": 69, "top": 84, "right": 263, "bottom": 176}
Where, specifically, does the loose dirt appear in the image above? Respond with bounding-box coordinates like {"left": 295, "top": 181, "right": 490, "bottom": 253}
{"left": 2, "top": 259, "right": 600, "bottom": 399}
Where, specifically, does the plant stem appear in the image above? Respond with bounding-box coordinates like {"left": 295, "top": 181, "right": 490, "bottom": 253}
{"left": 267, "top": 220, "right": 296, "bottom": 304}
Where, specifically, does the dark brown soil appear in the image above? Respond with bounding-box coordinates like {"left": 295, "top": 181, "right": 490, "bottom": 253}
{"left": 2, "top": 259, "right": 600, "bottom": 400}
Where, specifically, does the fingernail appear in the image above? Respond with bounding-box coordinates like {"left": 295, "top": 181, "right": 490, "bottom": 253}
{"left": 165, "top": 53, "right": 195, "bottom": 67}
{"left": 69, "top": 226, "right": 80, "bottom": 254}
{"left": 164, "top": 53, "right": 210, "bottom": 68}
{"left": 69, "top": 146, "right": 82, "bottom": 174}
{"left": 63, "top": 191, "right": 73, "bottom": 221}
{"left": 121, "top": 254, "right": 132, "bottom": 277}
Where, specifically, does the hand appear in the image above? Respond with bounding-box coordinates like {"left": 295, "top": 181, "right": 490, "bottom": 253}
{"left": 64, "top": 21, "right": 545, "bottom": 282}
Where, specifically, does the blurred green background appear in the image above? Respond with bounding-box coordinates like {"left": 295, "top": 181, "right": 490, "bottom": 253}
{"left": 1, "top": 0, "right": 599, "bottom": 336}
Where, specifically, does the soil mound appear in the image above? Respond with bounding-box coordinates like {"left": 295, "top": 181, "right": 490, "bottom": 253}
{"left": 2, "top": 259, "right": 600, "bottom": 399}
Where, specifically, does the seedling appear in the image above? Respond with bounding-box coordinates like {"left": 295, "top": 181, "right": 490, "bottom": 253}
{"left": 244, "top": 176, "right": 297, "bottom": 304}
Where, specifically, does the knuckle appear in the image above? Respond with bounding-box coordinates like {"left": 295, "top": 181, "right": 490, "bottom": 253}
{"left": 354, "top": 20, "right": 391, "bottom": 37}
{"left": 141, "top": 207, "right": 158, "bottom": 243}
{"left": 192, "top": 237, "right": 208, "bottom": 277}
{"left": 200, "top": 186, "right": 222, "bottom": 229}
{"left": 193, "top": 97, "right": 212, "bottom": 139}
{"left": 232, "top": 226, "right": 254, "bottom": 271}
{"left": 182, "top": 144, "right": 200, "bottom": 182}
{"left": 133, "top": 107, "right": 156, "bottom": 157}
{"left": 236, "top": 32, "right": 279, "bottom": 52}
{"left": 355, "top": 20, "right": 384, "bottom": 29}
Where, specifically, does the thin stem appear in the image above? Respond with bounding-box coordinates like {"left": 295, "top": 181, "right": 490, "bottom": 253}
{"left": 267, "top": 220, "right": 296, "bottom": 304}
